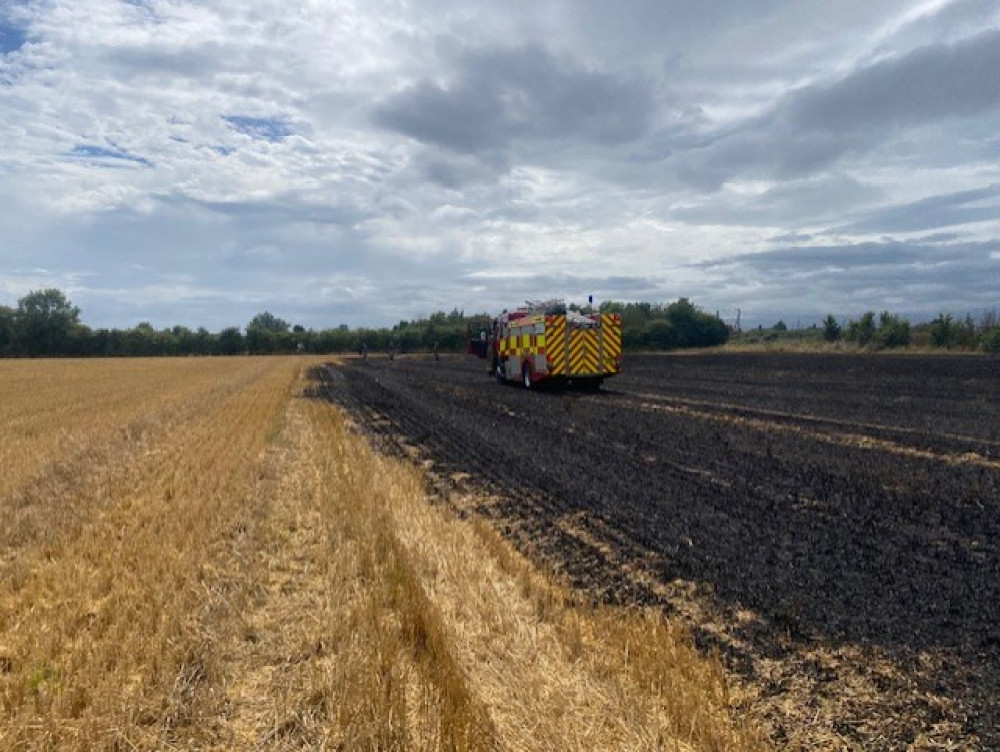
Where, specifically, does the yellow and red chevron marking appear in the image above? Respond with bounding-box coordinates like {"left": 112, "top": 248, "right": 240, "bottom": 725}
{"left": 569, "top": 329, "right": 599, "bottom": 374}
{"left": 601, "top": 313, "right": 622, "bottom": 373}
{"left": 545, "top": 315, "right": 567, "bottom": 375}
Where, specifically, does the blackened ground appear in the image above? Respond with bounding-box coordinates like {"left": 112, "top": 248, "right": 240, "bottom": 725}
{"left": 310, "top": 352, "right": 1000, "bottom": 750}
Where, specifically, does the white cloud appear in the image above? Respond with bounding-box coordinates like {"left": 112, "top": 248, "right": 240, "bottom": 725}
{"left": 1, "top": 0, "right": 999, "bottom": 328}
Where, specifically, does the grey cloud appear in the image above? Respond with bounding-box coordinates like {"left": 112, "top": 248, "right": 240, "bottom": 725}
{"left": 373, "top": 44, "right": 655, "bottom": 155}
{"left": 832, "top": 184, "right": 1000, "bottom": 235}
{"left": 878, "top": 0, "right": 999, "bottom": 53}
{"left": 770, "top": 232, "right": 813, "bottom": 243}
{"left": 698, "top": 242, "right": 922, "bottom": 272}
{"left": 460, "top": 272, "right": 672, "bottom": 311}
{"left": 674, "top": 174, "right": 884, "bottom": 228}
{"left": 179, "top": 194, "right": 366, "bottom": 229}
{"left": 693, "top": 239, "right": 1000, "bottom": 316}
{"left": 419, "top": 151, "right": 509, "bottom": 188}
{"left": 692, "top": 240, "right": 1000, "bottom": 325}
{"left": 914, "top": 232, "right": 962, "bottom": 244}
{"left": 786, "top": 30, "right": 1000, "bottom": 133}
{"left": 103, "top": 45, "right": 224, "bottom": 80}
{"left": 676, "top": 30, "right": 1000, "bottom": 187}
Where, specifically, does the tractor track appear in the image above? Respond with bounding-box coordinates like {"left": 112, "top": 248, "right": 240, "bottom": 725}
{"left": 310, "top": 353, "right": 1000, "bottom": 751}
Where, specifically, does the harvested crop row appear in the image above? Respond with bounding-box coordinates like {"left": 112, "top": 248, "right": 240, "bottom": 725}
{"left": 1, "top": 357, "right": 759, "bottom": 750}
{"left": 0, "top": 357, "right": 300, "bottom": 749}
{"left": 0, "top": 358, "right": 264, "bottom": 505}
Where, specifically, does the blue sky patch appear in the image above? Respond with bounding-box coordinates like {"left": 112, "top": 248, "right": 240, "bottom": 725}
{"left": 222, "top": 115, "right": 292, "bottom": 142}
{"left": 120, "top": 0, "right": 160, "bottom": 23}
{"left": 0, "top": 20, "right": 27, "bottom": 55}
{"left": 70, "top": 144, "right": 153, "bottom": 168}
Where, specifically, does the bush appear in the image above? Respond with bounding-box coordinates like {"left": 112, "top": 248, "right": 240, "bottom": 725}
{"left": 981, "top": 327, "right": 1000, "bottom": 353}
{"left": 875, "top": 311, "right": 911, "bottom": 349}
{"left": 822, "top": 314, "right": 841, "bottom": 342}
{"left": 929, "top": 313, "right": 954, "bottom": 347}
{"left": 845, "top": 312, "right": 877, "bottom": 346}
{"left": 641, "top": 319, "right": 678, "bottom": 349}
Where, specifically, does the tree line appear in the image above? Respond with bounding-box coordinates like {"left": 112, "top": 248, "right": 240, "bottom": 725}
{"left": 10, "top": 288, "right": 996, "bottom": 357}
{"left": 0, "top": 289, "right": 735, "bottom": 357}
{"left": 819, "top": 310, "right": 1000, "bottom": 351}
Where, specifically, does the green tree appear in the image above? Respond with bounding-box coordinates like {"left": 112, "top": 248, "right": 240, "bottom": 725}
{"left": 246, "top": 311, "right": 293, "bottom": 354}
{"left": 16, "top": 288, "right": 82, "bottom": 356}
{"left": 247, "top": 311, "right": 290, "bottom": 333}
{"left": 217, "top": 327, "right": 244, "bottom": 355}
{"left": 929, "top": 313, "right": 954, "bottom": 347}
{"left": 126, "top": 322, "right": 158, "bottom": 356}
{"left": 171, "top": 325, "right": 196, "bottom": 355}
{"left": 0, "top": 305, "right": 14, "bottom": 355}
{"left": 875, "top": 311, "right": 910, "bottom": 349}
{"left": 642, "top": 319, "right": 678, "bottom": 349}
{"left": 845, "top": 311, "right": 877, "bottom": 346}
{"left": 773, "top": 320, "right": 788, "bottom": 332}
{"left": 981, "top": 327, "right": 1000, "bottom": 353}
{"left": 822, "top": 314, "right": 841, "bottom": 342}
{"left": 955, "top": 314, "right": 977, "bottom": 348}
{"left": 663, "top": 298, "right": 729, "bottom": 348}
{"left": 194, "top": 327, "right": 214, "bottom": 355}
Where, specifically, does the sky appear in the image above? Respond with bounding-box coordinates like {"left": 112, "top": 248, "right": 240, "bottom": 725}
{"left": 1, "top": 0, "right": 999, "bottom": 331}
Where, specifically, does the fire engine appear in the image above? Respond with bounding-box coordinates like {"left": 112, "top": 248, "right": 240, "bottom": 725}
{"left": 468, "top": 300, "right": 622, "bottom": 389}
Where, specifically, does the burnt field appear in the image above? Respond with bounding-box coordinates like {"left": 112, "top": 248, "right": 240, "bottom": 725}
{"left": 313, "top": 352, "right": 1000, "bottom": 750}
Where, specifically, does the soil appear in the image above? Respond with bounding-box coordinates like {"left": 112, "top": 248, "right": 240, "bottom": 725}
{"left": 309, "top": 352, "right": 1000, "bottom": 750}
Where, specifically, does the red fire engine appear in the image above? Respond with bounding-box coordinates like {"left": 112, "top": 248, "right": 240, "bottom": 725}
{"left": 468, "top": 300, "right": 622, "bottom": 389}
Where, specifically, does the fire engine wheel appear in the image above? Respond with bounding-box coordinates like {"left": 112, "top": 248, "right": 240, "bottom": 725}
{"left": 522, "top": 363, "right": 533, "bottom": 389}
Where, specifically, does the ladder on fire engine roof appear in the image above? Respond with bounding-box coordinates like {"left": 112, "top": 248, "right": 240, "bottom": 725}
{"left": 523, "top": 299, "right": 597, "bottom": 326}
{"left": 524, "top": 298, "right": 565, "bottom": 314}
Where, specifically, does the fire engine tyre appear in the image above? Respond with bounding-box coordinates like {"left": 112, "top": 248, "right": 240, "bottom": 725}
{"left": 522, "top": 363, "right": 533, "bottom": 389}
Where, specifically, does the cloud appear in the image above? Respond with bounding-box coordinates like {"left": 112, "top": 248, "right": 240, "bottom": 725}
{"left": 674, "top": 173, "right": 885, "bottom": 228}
{"left": 373, "top": 44, "right": 655, "bottom": 155}
{"left": 2, "top": 1, "right": 1000, "bottom": 329}
{"left": 694, "top": 239, "right": 1000, "bottom": 318}
{"left": 832, "top": 183, "right": 1000, "bottom": 234}
{"left": 787, "top": 30, "right": 1000, "bottom": 132}
{"left": 675, "top": 29, "right": 1000, "bottom": 188}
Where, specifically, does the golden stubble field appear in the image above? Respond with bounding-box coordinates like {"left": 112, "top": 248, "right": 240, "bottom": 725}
{"left": 0, "top": 357, "right": 767, "bottom": 750}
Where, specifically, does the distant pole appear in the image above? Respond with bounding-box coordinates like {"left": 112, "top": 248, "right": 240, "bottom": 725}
{"left": 736, "top": 308, "right": 741, "bottom": 332}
